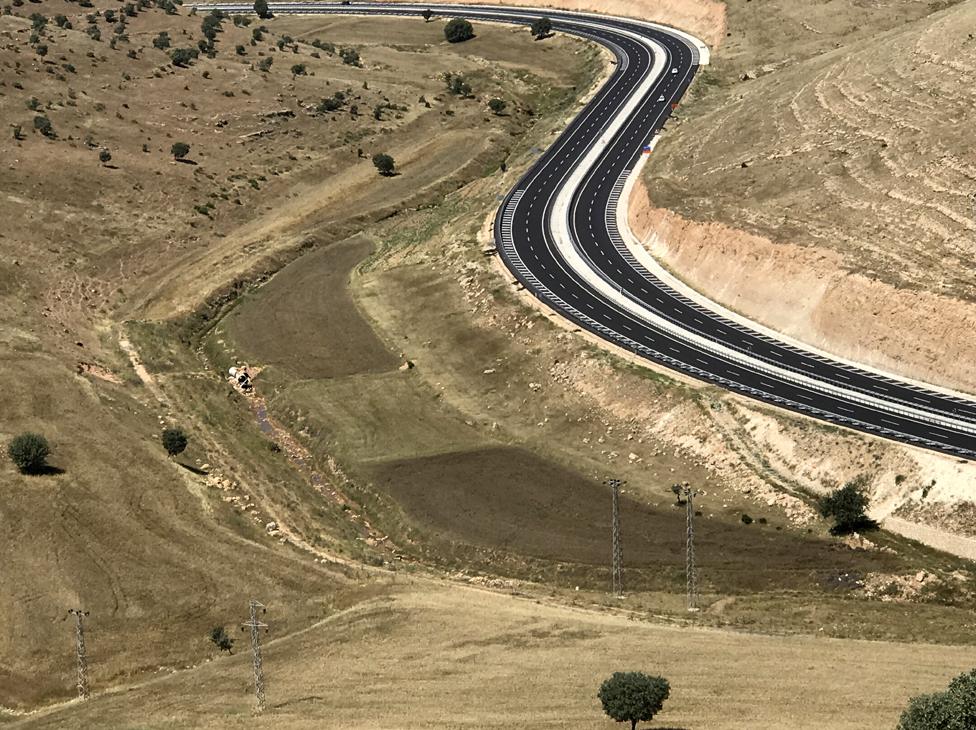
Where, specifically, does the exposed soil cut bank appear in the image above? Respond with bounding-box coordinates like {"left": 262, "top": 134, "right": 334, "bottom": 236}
{"left": 628, "top": 184, "right": 976, "bottom": 394}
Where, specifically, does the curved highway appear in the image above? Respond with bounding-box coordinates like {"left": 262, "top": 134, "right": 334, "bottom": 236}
{"left": 201, "top": 2, "right": 976, "bottom": 458}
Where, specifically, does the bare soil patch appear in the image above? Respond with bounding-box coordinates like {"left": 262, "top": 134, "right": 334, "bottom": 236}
{"left": 368, "top": 446, "right": 903, "bottom": 592}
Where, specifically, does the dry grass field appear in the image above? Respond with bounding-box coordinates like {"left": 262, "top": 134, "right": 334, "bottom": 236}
{"left": 5, "top": 0, "right": 976, "bottom": 724}
{"left": 0, "top": 2, "right": 604, "bottom": 711}
{"left": 638, "top": 0, "right": 976, "bottom": 391}
{"left": 14, "top": 583, "right": 976, "bottom": 730}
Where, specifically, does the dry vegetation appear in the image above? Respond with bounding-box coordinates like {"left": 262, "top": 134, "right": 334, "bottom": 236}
{"left": 14, "top": 584, "right": 976, "bottom": 730}
{"left": 4, "top": 0, "right": 976, "bottom": 725}
{"left": 638, "top": 0, "right": 976, "bottom": 392}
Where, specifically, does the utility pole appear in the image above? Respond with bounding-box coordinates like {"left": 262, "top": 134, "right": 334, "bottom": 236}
{"left": 681, "top": 483, "right": 699, "bottom": 611}
{"left": 66, "top": 609, "right": 90, "bottom": 700}
{"left": 242, "top": 600, "right": 268, "bottom": 711}
{"left": 608, "top": 478, "right": 624, "bottom": 596}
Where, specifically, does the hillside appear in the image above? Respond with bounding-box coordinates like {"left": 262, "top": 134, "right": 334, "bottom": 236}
{"left": 0, "top": 1, "right": 600, "bottom": 708}
{"left": 636, "top": 0, "right": 976, "bottom": 392}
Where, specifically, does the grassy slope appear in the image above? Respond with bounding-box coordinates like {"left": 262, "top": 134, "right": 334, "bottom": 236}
{"left": 15, "top": 582, "right": 976, "bottom": 729}
{"left": 0, "top": 4, "right": 595, "bottom": 709}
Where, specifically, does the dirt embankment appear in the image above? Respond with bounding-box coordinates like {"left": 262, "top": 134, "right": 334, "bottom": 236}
{"left": 631, "top": 0, "right": 976, "bottom": 395}
{"left": 629, "top": 187, "right": 976, "bottom": 394}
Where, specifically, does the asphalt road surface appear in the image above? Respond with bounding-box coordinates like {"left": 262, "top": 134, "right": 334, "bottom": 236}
{"left": 201, "top": 2, "right": 976, "bottom": 459}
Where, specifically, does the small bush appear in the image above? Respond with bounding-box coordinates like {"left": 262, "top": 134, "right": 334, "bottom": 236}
{"left": 443, "top": 17, "right": 474, "bottom": 43}
{"left": 598, "top": 672, "right": 670, "bottom": 730}
{"left": 153, "top": 31, "right": 171, "bottom": 49}
{"left": 170, "top": 141, "right": 190, "bottom": 159}
{"left": 740, "top": 514, "right": 753, "bottom": 525}
{"left": 161, "top": 427, "right": 188, "bottom": 457}
{"left": 819, "top": 475, "right": 876, "bottom": 535}
{"left": 290, "top": 63, "right": 306, "bottom": 76}
{"left": 99, "top": 148, "right": 111, "bottom": 164}
{"left": 530, "top": 16, "right": 552, "bottom": 39}
{"left": 488, "top": 97, "right": 506, "bottom": 115}
{"left": 339, "top": 47, "right": 360, "bottom": 66}
{"left": 8, "top": 432, "right": 51, "bottom": 474}
{"left": 256, "top": 56, "right": 272, "bottom": 72}
{"left": 372, "top": 152, "right": 395, "bottom": 176}
{"left": 33, "top": 114, "right": 54, "bottom": 138}
{"left": 170, "top": 47, "right": 199, "bottom": 67}
{"left": 209, "top": 626, "right": 234, "bottom": 653}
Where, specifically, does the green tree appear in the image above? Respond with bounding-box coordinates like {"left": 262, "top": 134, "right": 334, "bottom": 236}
{"left": 235, "top": 44, "right": 246, "bottom": 55}
{"left": 339, "top": 47, "right": 360, "bottom": 66}
{"left": 444, "top": 72, "right": 471, "bottom": 96}
{"left": 530, "top": 16, "right": 552, "bottom": 39}
{"left": 819, "top": 475, "right": 876, "bottom": 535}
{"left": 170, "top": 47, "right": 198, "bottom": 66}
{"left": 209, "top": 626, "right": 234, "bottom": 654}
{"left": 29, "top": 12, "right": 46, "bottom": 31}
{"left": 421, "top": 8, "right": 432, "bottom": 22}
{"left": 153, "top": 30, "right": 171, "bottom": 49}
{"left": 898, "top": 668, "right": 976, "bottom": 730}
{"left": 8, "top": 432, "right": 51, "bottom": 475}
{"left": 170, "top": 141, "right": 190, "bottom": 159}
{"left": 33, "top": 114, "right": 54, "bottom": 138}
{"left": 443, "top": 17, "right": 474, "bottom": 43}
{"left": 290, "top": 62, "right": 306, "bottom": 76}
{"left": 257, "top": 56, "right": 273, "bottom": 72}
{"left": 598, "top": 672, "right": 670, "bottom": 730}
{"left": 253, "top": 0, "right": 271, "bottom": 20}
{"left": 53, "top": 14, "right": 71, "bottom": 28}
{"left": 99, "top": 148, "right": 111, "bottom": 164}
{"left": 161, "top": 427, "right": 188, "bottom": 457}
{"left": 34, "top": 43, "right": 48, "bottom": 57}
{"left": 488, "top": 97, "right": 506, "bottom": 115}
{"left": 372, "top": 152, "right": 395, "bottom": 176}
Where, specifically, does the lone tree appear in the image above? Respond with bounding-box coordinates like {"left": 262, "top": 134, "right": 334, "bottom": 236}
{"left": 598, "top": 672, "right": 670, "bottom": 730}
{"left": 253, "top": 0, "right": 271, "bottom": 20}
{"left": 98, "top": 148, "right": 112, "bottom": 164}
{"left": 372, "top": 152, "right": 396, "bottom": 176}
{"left": 209, "top": 626, "right": 234, "bottom": 654}
{"left": 488, "top": 97, "right": 506, "bottom": 115}
{"left": 170, "top": 141, "right": 190, "bottom": 159}
{"left": 530, "top": 16, "right": 552, "bottom": 39}
{"left": 8, "top": 432, "right": 51, "bottom": 475}
{"left": 421, "top": 8, "right": 433, "bottom": 22}
{"left": 898, "top": 668, "right": 976, "bottom": 730}
{"left": 819, "top": 475, "right": 876, "bottom": 535}
{"left": 444, "top": 17, "right": 474, "bottom": 43}
{"left": 161, "top": 427, "right": 188, "bottom": 457}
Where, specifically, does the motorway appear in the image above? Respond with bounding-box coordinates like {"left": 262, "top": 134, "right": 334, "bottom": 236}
{"left": 201, "top": 2, "right": 976, "bottom": 458}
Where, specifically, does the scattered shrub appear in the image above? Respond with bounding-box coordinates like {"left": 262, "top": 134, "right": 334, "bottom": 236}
{"left": 153, "top": 31, "right": 171, "bottom": 49}
{"left": 443, "top": 17, "right": 474, "bottom": 43}
{"left": 530, "top": 16, "right": 552, "bottom": 39}
{"left": 209, "top": 626, "right": 234, "bottom": 653}
{"left": 740, "top": 514, "right": 753, "bottom": 525}
{"left": 170, "top": 141, "right": 190, "bottom": 159}
{"left": 98, "top": 148, "right": 111, "bottom": 163}
{"left": 33, "top": 114, "right": 54, "bottom": 137}
{"left": 290, "top": 63, "right": 306, "bottom": 76}
{"left": 598, "top": 672, "right": 670, "bottom": 730}
{"left": 161, "top": 426, "right": 188, "bottom": 456}
{"left": 488, "top": 97, "right": 506, "bottom": 115}
{"left": 339, "top": 46, "right": 360, "bottom": 66}
{"left": 8, "top": 432, "right": 51, "bottom": 474}
{"left": 372, "top": 152, "right": 395, "bottom": 176}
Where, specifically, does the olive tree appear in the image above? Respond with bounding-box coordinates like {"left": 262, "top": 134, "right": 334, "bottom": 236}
{"left": 444, "top": 17, "right": 474, "bottom": 43}
{"left": 161, "top": 426, "right": 188, "bottom": 457}
{"left": 819, "top": 475, "right": 877, "bottom": 535}
{"left": 372, "top": 152, "right": 395, "bottom": 176}
{"left": 898, "top": 668, "right": 976, "bottom": 730}
{"left": 598, "top": 672, "right": 670, "bottom": 730}
{"left": 530, "top": 16, "right": 552, "bottom": 39}
{"left": 8, "top": 432, "right": 51, "bottom": 474}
